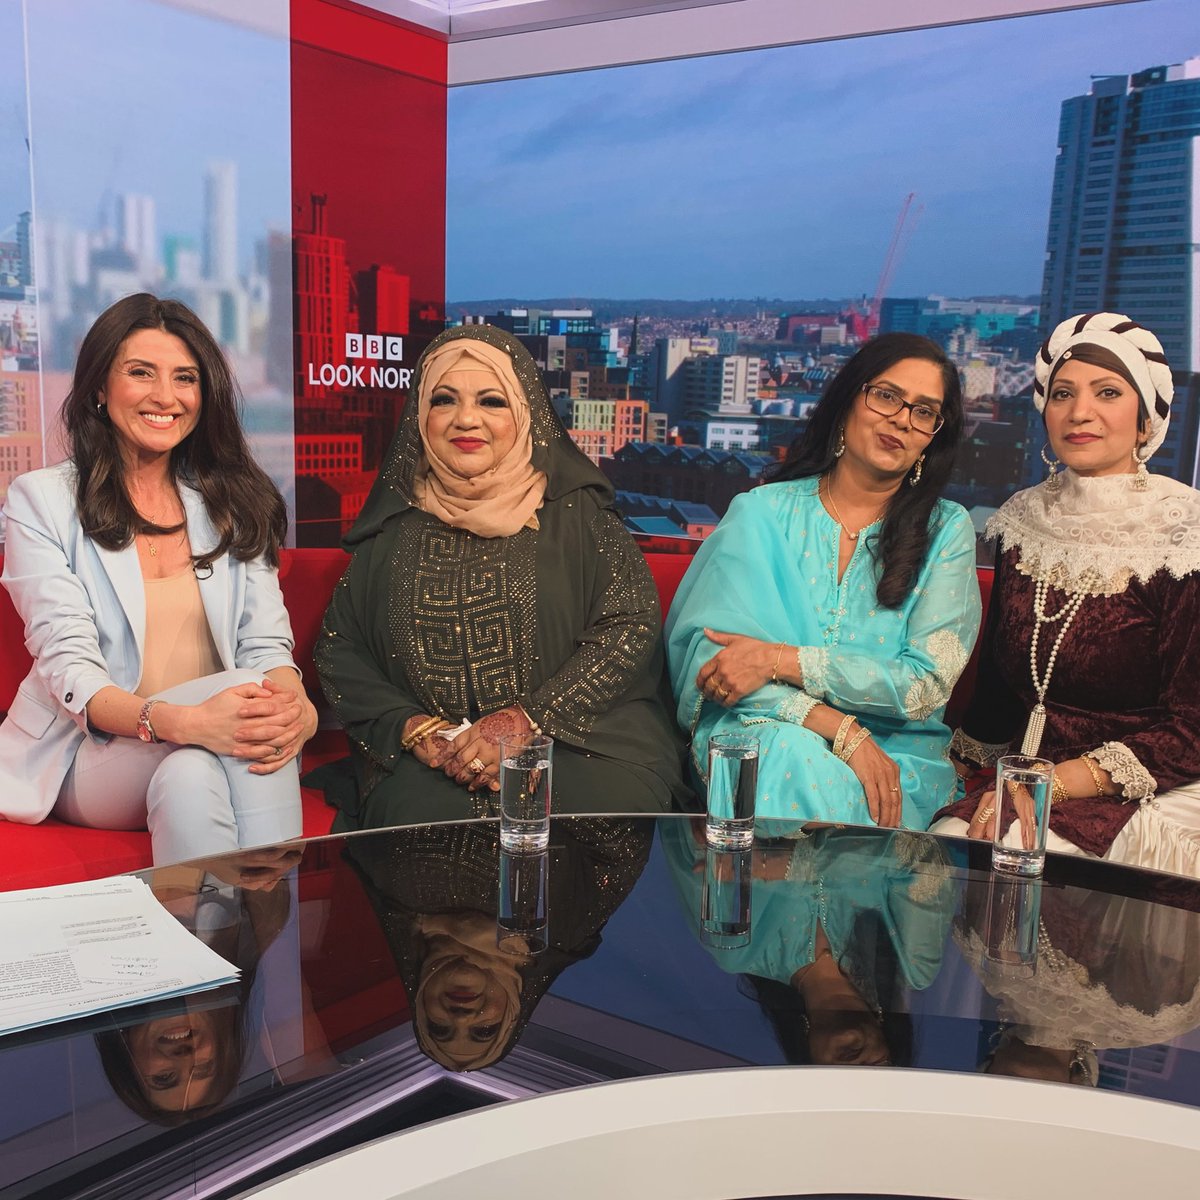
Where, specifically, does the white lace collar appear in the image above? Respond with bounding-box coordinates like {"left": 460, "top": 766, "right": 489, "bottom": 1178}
{"left": 985, "top": 470, "right": 1200, "bottom": 596}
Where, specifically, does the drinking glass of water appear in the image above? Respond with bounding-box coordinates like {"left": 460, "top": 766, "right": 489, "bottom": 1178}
{"left": 499, "top": 732, "right": 554, "bottom": 853}
{"left": 992, "top": 755, "right": 1054, "bottom": 877}
{"left": 706, "top": 730, "right": 758, "bottom": 849}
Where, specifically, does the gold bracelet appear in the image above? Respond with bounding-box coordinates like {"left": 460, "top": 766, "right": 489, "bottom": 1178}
{"left": 1050, "top": 773, "right": 1069, "bottom": 805}
{"left": 839, "top": 727, "right": 872, "bottom": 763}
{"left": 402, "top": 716, "right": 448, "bottom": 751}
{"left": 771, "top": 642, "right": 785, "bottom": 684}
{"left": 831, "top": 713, "right": 856, "bottom": 759}
{"left": 1080, "top": 756, "right": 1107, "bottom": 797}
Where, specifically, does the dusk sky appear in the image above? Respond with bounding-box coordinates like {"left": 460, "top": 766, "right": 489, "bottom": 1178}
{"left": 446, "top": 0, "right": 1196, "bottom": 302}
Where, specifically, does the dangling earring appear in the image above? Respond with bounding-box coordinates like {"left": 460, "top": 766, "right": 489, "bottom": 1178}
{"left": 1133, "top": 445, "right": 1149, "bottom": 491}
{"left": 834, "top": 427, "right": 845, "bottom": 458}
{"left": 908, "top": 454, "right": 924, "bottom": 487}
{"left": 1041, "top": 443, "right": 1061, "bottom": 492}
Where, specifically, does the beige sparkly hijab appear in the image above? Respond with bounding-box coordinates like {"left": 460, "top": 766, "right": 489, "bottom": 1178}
{"left": 412, "top": 339, "right": 547, "bottom": 538}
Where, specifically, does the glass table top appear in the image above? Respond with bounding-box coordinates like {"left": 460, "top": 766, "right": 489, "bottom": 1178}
{"left": 3, "top": 816, "right": 1199, "bottom": 1199}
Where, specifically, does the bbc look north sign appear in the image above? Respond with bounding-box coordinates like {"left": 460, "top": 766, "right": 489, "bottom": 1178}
{"left": 307, "top": 333, "right": 413, "bottom": 390}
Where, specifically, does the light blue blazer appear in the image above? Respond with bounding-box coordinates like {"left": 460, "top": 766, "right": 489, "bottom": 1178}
{"left": 0, "top": 462, "right": 299, "bottom": 823}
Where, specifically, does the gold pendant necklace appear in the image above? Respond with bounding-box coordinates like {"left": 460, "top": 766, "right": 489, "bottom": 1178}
{"left": 822, "top": 476, "right": 881, "bottom": 541}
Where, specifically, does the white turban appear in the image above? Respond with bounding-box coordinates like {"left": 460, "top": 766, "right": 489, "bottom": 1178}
{"left": 1033, "top": 312, "right": 1174, "bottom": 458}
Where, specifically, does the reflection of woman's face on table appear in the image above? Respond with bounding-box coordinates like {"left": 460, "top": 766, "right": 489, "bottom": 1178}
{"left": 419, "top": 945, "right": 515, "bottom": 1052}
{"left": 124, "top": 1011, "right": 220, "bottom": 1112}
{"left": 807, "top": 1010, "right": 890, "bottom": 1066}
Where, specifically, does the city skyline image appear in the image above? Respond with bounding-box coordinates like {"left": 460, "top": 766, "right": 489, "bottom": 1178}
{"left": 444, "top": 0, "right": 1200, "bottom": 540}
{"left": 0, "top": 0, "right": 294, "bottom": 528}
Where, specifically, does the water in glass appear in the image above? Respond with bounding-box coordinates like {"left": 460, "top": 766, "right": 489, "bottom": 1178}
{"left": 992, "top": 764, "right": 1052, "bottom": 876}
{"left": 500, "top": 749, "right": 552, "bottom": 852}
{"left": 706, "top": 738, "right": 758, "bottom": 849}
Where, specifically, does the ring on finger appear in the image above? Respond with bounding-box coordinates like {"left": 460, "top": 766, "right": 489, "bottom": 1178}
{"left": 272, "top": 745, "right": 283, "bottom": 756}
{"left": 468, "top": 757, "right": 485, "bottom": 774}
{"left": 974, "top": 805, "right": 995, "bottom": 823}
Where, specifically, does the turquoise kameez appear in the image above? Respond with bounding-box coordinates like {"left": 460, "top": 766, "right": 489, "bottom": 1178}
{"left": 665, "top": 479, "right": 981, "bottom": 828}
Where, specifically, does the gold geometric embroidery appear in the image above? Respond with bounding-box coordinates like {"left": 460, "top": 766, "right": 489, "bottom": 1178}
{"left": 531, "top": 509, "right": 658, "bottom": 741}
{"left": 390, "top": 514, "right": 536, "bottom": 721}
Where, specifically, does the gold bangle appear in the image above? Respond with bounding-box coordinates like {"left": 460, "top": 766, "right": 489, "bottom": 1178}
{"left": 771, "top": 642, "right": 785, "bottom": 684}
{"left": 402, "top": 716, "right": 447, "bottom": 751}
{"left": 1050, "top": 773, "right": 1069, "bottom": 805}
{"left": 839, "top": 727, "right": 872, "bottom": 763}
{"left": 831, "top": 713, "right": 856, "bottom": 759}
{"left": 1080, "top": 756, "right": 1107, "bottom": 797}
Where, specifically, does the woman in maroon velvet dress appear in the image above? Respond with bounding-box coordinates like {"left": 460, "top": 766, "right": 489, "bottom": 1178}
{"left": 932, "top": 313, "right": 1200, "bottom": 874}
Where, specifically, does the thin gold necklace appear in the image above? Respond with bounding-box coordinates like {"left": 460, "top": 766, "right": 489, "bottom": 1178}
{"left": 822, "top": 476, "right": 883, "bottom": 542}
{"left": 135, "top": 494, "right": 182, "bottom": 558}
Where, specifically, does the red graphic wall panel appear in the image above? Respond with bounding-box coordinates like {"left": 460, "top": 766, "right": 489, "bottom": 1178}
{"left": 290, "top": 0, "right": 446, "bottom": 545}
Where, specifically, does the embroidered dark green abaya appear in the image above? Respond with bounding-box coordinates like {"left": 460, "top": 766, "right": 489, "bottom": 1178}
{"left": 315, "top": 325, "right": 688, "bottom": 829}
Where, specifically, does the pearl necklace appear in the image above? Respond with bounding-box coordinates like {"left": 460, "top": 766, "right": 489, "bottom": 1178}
{"left": 822, "top": 476, "right": 884, "bottom": 541}
{"left": 1020, "top": 571, "right": 1096, "bottom": 756}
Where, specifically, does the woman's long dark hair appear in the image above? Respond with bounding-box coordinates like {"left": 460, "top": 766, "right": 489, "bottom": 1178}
{"left": 61, "top": 292, "right": 286, "bottom": 569}
{"left": 771, "top": 333, "right": 964, "bottom": 608}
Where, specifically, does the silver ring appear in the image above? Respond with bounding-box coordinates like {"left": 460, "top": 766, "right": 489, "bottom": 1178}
{"left": 272, "top": 746, "right": 283, "bottom": 757}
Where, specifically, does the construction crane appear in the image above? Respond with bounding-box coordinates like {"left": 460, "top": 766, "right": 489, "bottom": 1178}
{"left": 865, "top": 192, "right": 922, "bottom": 335}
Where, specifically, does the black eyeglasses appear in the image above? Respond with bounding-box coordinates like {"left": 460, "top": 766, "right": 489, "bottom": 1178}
{"left": 861, "top": 384, "right": 944, "bottom": 436}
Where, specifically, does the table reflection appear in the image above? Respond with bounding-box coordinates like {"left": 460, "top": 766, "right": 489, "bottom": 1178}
{"left": 960, "top": 869, "right": 1200, "bottom": 1085}
{"left": 97, "top": 846, "right": 307, "bottom": 1124}
{"left": 344, "top": 819, "right": 652, "bottom": 1071}
{"left": 7, "top": 817, "right": 1200, "bottom": 1200}
{"left": 662, "top": 823, "right": 956, "bottom": 1066}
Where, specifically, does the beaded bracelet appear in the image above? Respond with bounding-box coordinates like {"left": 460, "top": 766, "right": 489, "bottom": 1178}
{"left": 1080, "top": 755, "right": 1107, "bottom": 797}
{"left": 831, "top": 713, "right": 856, "bottom": 759}
{"left": 839, "top": 727, "right": 872, "bottom": 763}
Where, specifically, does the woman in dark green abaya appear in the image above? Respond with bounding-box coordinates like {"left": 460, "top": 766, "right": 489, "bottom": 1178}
{"left": 314, "top": 324, "right": 687, "bottom": 829}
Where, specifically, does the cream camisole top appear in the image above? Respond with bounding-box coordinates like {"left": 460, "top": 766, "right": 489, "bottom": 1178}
{"left": 137, "top": 568, "right": 223, "bottom": 697}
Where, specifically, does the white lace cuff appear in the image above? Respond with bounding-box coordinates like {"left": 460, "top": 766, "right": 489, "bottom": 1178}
{"left": 776, "top": 688, "right": 820, "bottom": 726}
{"left": 797, "top": 646, "right": 829, "bottom": 698}
{"left": 1086, "top": 742, "right": 1157, "bottom": 803}
{"left": 950, "top": 728, "right": 1009, "bottom": 769}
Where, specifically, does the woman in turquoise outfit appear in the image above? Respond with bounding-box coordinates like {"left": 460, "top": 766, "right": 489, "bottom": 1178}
{"left": 665, "top": 334, "right": 980, "bottom": 829}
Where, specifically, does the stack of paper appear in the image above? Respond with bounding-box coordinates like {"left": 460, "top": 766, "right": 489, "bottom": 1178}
{"left": 0, "top": 875, "right": 238, "bottom": 1037}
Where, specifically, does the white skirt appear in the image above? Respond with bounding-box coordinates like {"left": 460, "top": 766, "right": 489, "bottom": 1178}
{"left": 930, "top": 778, "right": 1200, "bottom": 877}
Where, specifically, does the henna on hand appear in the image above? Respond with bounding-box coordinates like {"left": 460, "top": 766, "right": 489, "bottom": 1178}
{"left": 473, "top": 706, "right": 532, "bottom": 746}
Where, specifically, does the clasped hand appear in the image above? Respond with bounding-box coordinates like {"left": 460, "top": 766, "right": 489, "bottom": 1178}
{"left": 188, "top": 678, "right": 316, "bottom": 774}
{"left": 404, "top": 705, "right": 533, "bottom": 793}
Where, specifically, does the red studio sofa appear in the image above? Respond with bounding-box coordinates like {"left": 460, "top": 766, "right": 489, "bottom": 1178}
{"left": 0, "top": 547, "right": 992, "bottom": 891}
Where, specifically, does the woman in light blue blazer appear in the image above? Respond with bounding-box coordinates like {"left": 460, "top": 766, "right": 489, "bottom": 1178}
{"left": 0, "top": 294, "right": 316, "bottom": 864}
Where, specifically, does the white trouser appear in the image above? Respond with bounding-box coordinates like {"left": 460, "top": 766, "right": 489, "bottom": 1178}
{"left": 53, "top": 669, "right": 302, "bottom": 866}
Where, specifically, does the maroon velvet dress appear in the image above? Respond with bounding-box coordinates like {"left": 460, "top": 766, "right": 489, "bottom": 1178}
{"left": 936, "top": 545, "right": 1200, "bottom": 856}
